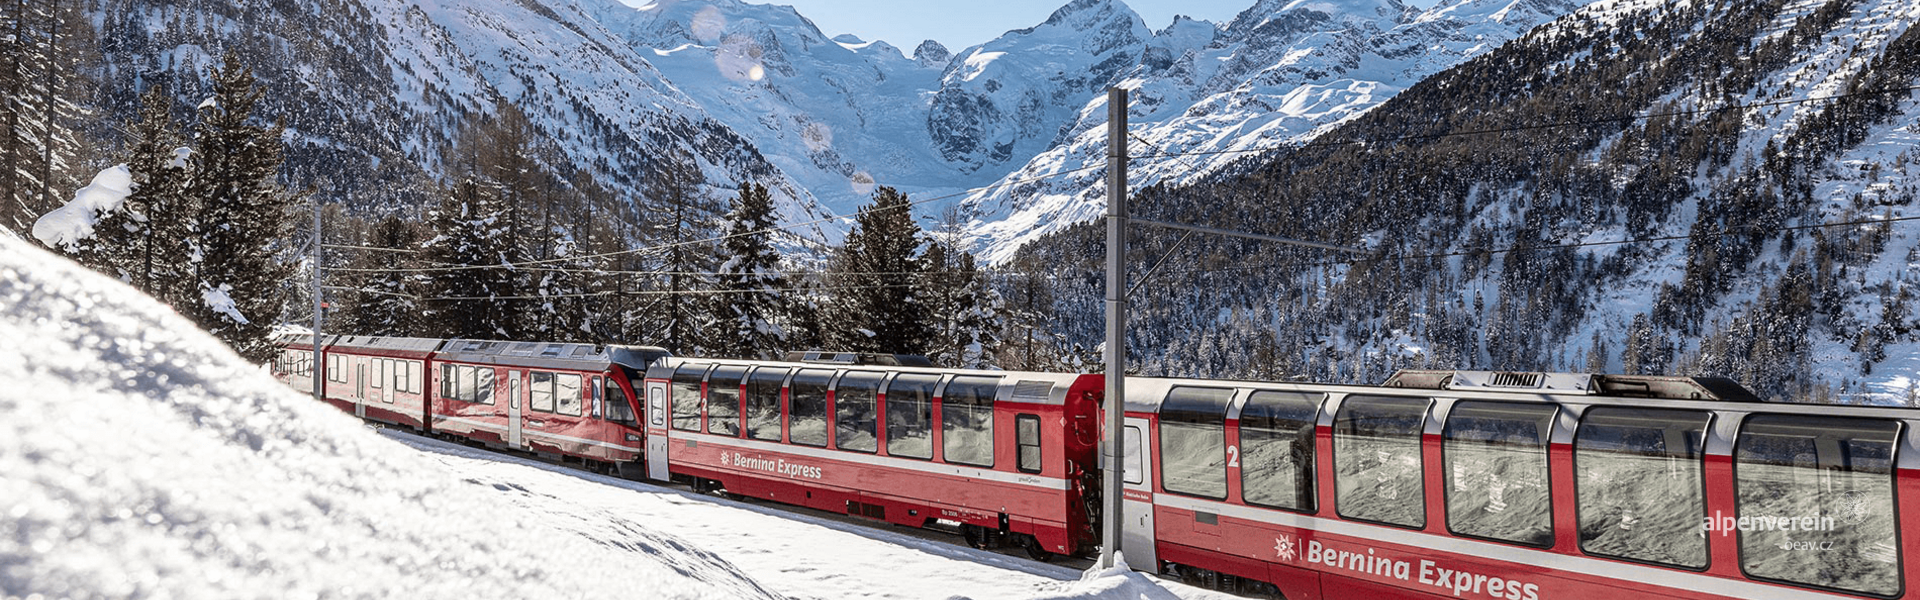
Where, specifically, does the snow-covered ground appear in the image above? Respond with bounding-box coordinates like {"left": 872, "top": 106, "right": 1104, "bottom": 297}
{"left": 0, "top": 235, "right": 1226, "bottom": 599}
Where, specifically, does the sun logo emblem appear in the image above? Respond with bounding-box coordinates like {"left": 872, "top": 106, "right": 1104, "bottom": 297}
{"left": 1274, "top": 535, "right": 1297, "bottom": 562}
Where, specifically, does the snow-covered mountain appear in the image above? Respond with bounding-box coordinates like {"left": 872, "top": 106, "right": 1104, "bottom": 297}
{"left": 1004, "top": 0, "right": 1920, "bottom": 402}
{"left": 958, "top": 0, "right": 1587, "bottom": 262}
{"left": 90, "top": 0, "right": 833, "bottom": 237}
{"left": 568, "top": 0, "right": 1583, "bottom": 252}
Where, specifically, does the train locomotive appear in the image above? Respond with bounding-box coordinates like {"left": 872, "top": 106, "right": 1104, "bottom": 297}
{"left": 275, "top": 336, "right": 1920, "bottom": 600}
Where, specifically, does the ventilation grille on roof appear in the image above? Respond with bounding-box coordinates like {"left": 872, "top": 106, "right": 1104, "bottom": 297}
{"left": 1012, "top": 380, "right": 1054, "bottom": 402}
{"left": 1487, "top": 372, "right": 1542, "bottom": 388}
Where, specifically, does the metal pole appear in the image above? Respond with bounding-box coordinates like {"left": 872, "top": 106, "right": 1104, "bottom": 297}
{"left": 311, "top": 196, "right": 323, "bottom": 401}
{"left": 1100, "top": 86, "right": 1128, "bottom": 570}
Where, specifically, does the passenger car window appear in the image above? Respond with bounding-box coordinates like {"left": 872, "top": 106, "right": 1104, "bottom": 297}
{"left": 835, "top": 371, "right": 883, "bottom": 453}
{"left": 942, "top": 376, "right": 1000, "bottom": 467}
{"left": 1575, "top": 406, "right": 1710, "bottom": 569}
{"left": 1444, "top": 401, "right": 1557, "bottom": 547}
{"left": 1017, "top": 414, "right": 1042, "bottom": 473}
{"left": 1335, "top": 395, "right": 1429, "bottom": 528}
{"left": 474, "top": 368, "right": 493, "bottom": 405}
{"left": 706, "top": 366, "right": 747, "bottom": 437}
{"left": 787, "top": 369, "right": 834, "bottom": 446}
{"left": 1159, "top": 386, "right": 1233, "bottom": 499}
{"left": 745, "top": 368, "right": 788, "bottom": 441}
{"left": 1736, "top": 415, "right": 1901, "bottom": 597}
{"left": 555, "top": 374, "right": 583, "bottom": 417}
{"left": 887, "top": 374, "right": 939, "bottom": 459}
{"left": 530, "top": 371, "right": 555, "bottom": 413}
{"left": 670, "top": 364, "right": 709, "bottom": 432}
{"left": 1241, "top": 391, "right": 1322, "bottom": 512}
{"left": 606, "top": 380, "right": 636, "bottom": 424}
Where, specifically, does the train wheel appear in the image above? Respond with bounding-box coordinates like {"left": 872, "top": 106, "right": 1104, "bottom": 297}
{"left": 1020, "top": 535, "right": 1054, "bottom": 562}
{"left": 961, "top": 525, "right": 988, "bottom": 549}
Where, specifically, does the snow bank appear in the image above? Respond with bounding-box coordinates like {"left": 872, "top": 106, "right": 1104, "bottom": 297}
{"left": 0, "top": 236, "right": 783, "bottom": 600}
{"left": 1018, "top": 554, "right": 1184, "bottom": 600}
{"left": 31, "top": 165, "right": 133, "bottom": 252}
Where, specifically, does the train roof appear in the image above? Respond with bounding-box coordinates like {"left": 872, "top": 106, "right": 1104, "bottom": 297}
{"left": 1123, "top": 370, "right": 1920, "bottom": 421}
{"left": 328, "top": 335, "right": 445, "bottom": 357}
{"left": 272, "top": 332, "right": 336, "bottom": 350}
{"left": 437, "top": 339, "right": 669, "bottom": 372}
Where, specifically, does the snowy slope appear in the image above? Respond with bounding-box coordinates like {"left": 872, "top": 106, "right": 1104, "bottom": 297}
{"left": 91, "top": 0, "right": 834, "bottom": 238}
{"left": 0, "top": 234, "right": 1227, "bottom": 598}
{"left": 961, "top": 0, "right": 1586, "bottom": 262}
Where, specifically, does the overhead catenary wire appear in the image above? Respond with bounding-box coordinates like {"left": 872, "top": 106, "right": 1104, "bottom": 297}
{"left": 323, "top": 281, "right": 923, "bottom": 302}
{"left": 317, "top": 85, "right": 1920, "bottom": 284}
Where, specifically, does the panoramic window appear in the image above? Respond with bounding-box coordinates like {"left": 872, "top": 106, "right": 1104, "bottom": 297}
{"left": 886, "top": 373, "right": 939, "bottom": 459}
{"left": 788, "top": 369, "right": 835, "bottom": 447}
{"left": 670, "top": 364, "right": 709, "bottom": 432}
{"left": 1575, "top": 406, "right": 1710, "bottom": 569}
{"left": 835, "top": 371, "right": 884, "bottom": 453}
{"left": 1334, "top": 395, "right": 1429, "bottom": 528}
{"left": 1736, "top": 415, "right": 1901, "bottom": 597}
{"left": 706, "top": 366, "right": 748, "bottom": 437}
{"left": 745, "top": 367, "right": 788, "bottom": 441}
{"left": 1159, "top": 386, "right": 1234, "bottom": 499}
{"left": 530, "top": 371, "right": 555, "bottom": 413}
{"left": 555, "top": 374, "right": 583, "bottom": 417}
{"left": 941, "top": 376, "right": 1000, "bottom": 467}
{"left": 1240, "top": 391, "right": 1322, "bottom": 512}
{"left": 1444, "top": 401, "right": 1557, "bottom": 547}
{"left": 1017, "top": 415, "right": 1042, "bottom": 474}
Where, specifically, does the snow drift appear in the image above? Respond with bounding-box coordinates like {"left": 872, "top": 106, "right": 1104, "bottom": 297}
{"left": 0, "top": 235, "right": 784, "bottom": 600}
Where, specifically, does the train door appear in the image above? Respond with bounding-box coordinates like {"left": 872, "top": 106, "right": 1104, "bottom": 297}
{"left": 508, "top": 371, "right": 524, "bottom": 449}
{"left": 354, "top": 361, "right": 367, "bottom": 418}
{"left": 646, "top": 380, "right": 669, "bottom": 481}
{"left": 1121, "top": 416, "right": 1157, "bottom": 569}
{"left": 384, "top": 360, "right": 395, "bottom": 404}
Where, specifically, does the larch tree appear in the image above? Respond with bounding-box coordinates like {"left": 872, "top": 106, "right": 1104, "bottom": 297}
{"left": 185, "top": 53, "right": 297, "bottom": 363}
{"left": 708, "top": 181, "right": 788, "bottom": 359}
{"left": 2, "top": 0, "right": 95, "bottom": 235}
{"left": 641, "top": 147, "right": 719, "bottom": 354}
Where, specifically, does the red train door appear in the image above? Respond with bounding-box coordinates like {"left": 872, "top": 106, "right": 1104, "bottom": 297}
{"left": 508, "top": 371, "right": 524, "bottom": 449}
{"left": 355, "top": 362, "right": 367, "bottom": 419}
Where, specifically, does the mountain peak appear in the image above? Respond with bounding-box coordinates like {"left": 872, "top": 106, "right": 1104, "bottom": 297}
{"left": 1039, "top": 0, "right": 1141, "bottom": 30}
{"left": 914, "top": 40, "right": 952, "bottom": 66}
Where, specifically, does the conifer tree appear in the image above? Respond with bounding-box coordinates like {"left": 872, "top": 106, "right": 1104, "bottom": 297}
{"left": 88, "top": 86, "right": 193, "bottom": 305}
{"left": 421, "top": 176, "right": 516, "bottom": 338}
{"left": 829, "top": 186, "right": 931, "bottom": 354}
{"left": 186, "top": 53, "right": 296, "bottom": 362}
{"left": 342, "top": 215, "right": 424, "bottom": 337}
{"left": 642, "top": 147, "right": 719, "bottom": 354}
{"left": 708, "top": 181, "right": 788, "bottom": 358}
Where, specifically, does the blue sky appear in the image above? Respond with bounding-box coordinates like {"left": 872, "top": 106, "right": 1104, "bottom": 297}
{"left": 619, "top": 0, "right": 1443, "bottom": 51}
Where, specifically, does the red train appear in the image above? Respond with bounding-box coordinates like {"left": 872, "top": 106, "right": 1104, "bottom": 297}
{"left": 277, "top": 336, "right": 1915, "bottom": 600}
{"left": 271, "top": 333, "right": 668, "bottom": 474}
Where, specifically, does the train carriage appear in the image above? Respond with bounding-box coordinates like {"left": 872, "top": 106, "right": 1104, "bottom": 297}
{"left": 642, "top": 355, "right": 1106, "bottom": 559}
{"left": 1127, "top": 370, "right": 1919, "bottom": 600}
{"left": 310, "top": 336, "right": 441, "bottom": 429}
{"left": 431, "top": 339, "right": 666, "bottom": 473}
{"left": 269, "top": 332, "right": 331, "bottom": 395}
